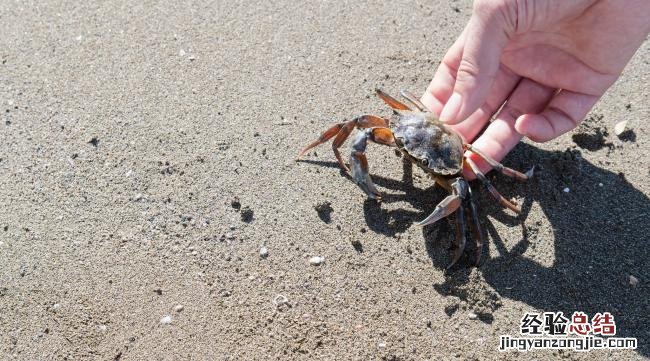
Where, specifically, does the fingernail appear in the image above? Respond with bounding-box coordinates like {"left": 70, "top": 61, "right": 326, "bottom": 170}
{"left": 514, "top": 115, "right": 528, "bottom": 136}
{"left": 440, "top": 92, "right": 462, "bottom": 123}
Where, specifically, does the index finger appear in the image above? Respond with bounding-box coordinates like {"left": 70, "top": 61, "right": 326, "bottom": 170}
{"left": 421, "top": 27, "right": 468, "bottom": 115}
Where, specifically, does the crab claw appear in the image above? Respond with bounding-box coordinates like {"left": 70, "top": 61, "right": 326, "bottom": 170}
{"left": 415, "top": 194, "right": 461, "bottom": 227}
{"left": 349, "top": 151, "right": 381, "bottom": 200}
{"left": 355, "top": 175, "right": 382, "bottom": 201}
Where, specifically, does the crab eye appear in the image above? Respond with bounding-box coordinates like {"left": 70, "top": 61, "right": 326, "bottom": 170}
{"left": 420, "top": 158, "right": 429, "bottom": 166}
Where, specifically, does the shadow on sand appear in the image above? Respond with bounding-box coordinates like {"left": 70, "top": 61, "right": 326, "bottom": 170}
{"left": 303, "top": 142, "right": 649, "bottom": 356}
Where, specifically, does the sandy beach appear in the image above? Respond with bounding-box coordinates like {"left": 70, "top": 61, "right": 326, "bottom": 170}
{"left": 1, "top": 0, "right": 648, "bottom": 359}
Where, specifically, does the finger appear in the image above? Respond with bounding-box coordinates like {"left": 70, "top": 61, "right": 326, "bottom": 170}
{"left": 515, "top": 90, "right": 600, "bottom": 142}
{"left": 449, "top": 64, "right": 521, "bottom": 143}
{"left": 462, "top": 79, "right": 555, "bottom": 179}
{"left": 421, "top": 27, "right": 468, "bottom": 116}
{"left": 439, "top": 2, "right": 513, "bottom": 124}
{"left": 501, "top": 45, "right": 617, "bottom": 96}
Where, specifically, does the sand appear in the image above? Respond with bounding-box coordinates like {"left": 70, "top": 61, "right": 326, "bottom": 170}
{"left": 0, "top": 0, "right": 648, "bottom": 360}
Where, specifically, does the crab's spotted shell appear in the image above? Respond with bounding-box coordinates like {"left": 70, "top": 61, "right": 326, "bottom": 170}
{"left": 393, "top": 113, "right": 464, "bottom": 176}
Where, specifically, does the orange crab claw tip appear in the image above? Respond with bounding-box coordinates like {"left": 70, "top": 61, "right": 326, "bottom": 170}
{"left": 296, "top": 149, "right": 308, "bottom": 160}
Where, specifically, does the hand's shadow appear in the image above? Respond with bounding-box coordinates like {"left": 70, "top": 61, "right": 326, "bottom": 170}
{"left": 481, "top": 143, "right": 647, "bottom": 357}
{"left": 344, "top": 143, "right": 648, "bottom": 357}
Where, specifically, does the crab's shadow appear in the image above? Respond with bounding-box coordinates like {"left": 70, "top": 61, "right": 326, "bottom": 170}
{"left": 358, "top": 143, "right": 649, "bottom": 356}
{"left": 299, "top": 158, "right": 439, "bottom": 236}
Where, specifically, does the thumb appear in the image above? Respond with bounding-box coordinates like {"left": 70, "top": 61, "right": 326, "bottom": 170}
{"left": 439, "top": 1, "right": 515, "bottom": 124}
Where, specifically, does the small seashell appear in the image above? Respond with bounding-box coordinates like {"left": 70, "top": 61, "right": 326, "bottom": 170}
{"left": 259, "top": 247, "right": 269, "bottom": 258}
{"left": 614, "top": 120, "right": 628, "bottom": 137}
{"left": 309, "top": 256, "right": 324, "bottom": 266}
{"left": 273, "top": 294, "right": 288, "bottom": 306}
{"left": 160, "top": 315, "right": 172, "bottom": 325}
{"left": 218, "top": 289, "right": 231, "bottom": 297}
{"left": 629, "top": 275, "right": 639, "bottom": 287}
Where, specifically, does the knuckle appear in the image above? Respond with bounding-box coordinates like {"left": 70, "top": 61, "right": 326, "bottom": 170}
{"left": 504, "top": 105, "right": 523, "bottom": 121}
{"left": 550, "top": 106, "right": 580, "bottom": 128}
{"left": 456, "top": 58, "right": 481, "bottom": 85}
{"left": 456, "top": 52, "right": 501, "bottom": 91}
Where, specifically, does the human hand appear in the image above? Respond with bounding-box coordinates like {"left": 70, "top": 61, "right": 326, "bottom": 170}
{"left": 421, "top": 0, "right": 650, "bottom": 178}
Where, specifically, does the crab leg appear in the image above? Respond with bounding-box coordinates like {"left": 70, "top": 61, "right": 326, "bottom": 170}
{"left": 415, "top": 177, "right": 468, "bottom": 267}
{"left": 297, "top": 115, "right": 389, "bottom": 171}
{"left": 402, "top": 157, "right": 414, "bottom": 188}
{"left": 375, "top": 89, "right": 412, "bottom": 111}
{"left": 464, "top": 143, "right": 534, "bottom": 181}
{"left": 349, "top": 127, "right": 395, "bottom": 200}
{"left": 450, "top": 198, "right": 467, "bottom": 269}
{"left": 465, "top": 185, "right": 485, "bottom": 266}
{"left": 399, "top": 90, "right": 428, "bottom": 111}
{"left": 416, "top": 177, "right": 466, "bottom": 227}
{"left": 415, "top": 193, "right": 461, "bottom": 227}
{"left": 465, "top": 157, "right": 521, "bottom": 213}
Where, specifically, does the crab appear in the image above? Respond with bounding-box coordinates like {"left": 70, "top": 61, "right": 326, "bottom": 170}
{"left": 297, "top": 89, "right": 533, "bottom": 268}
